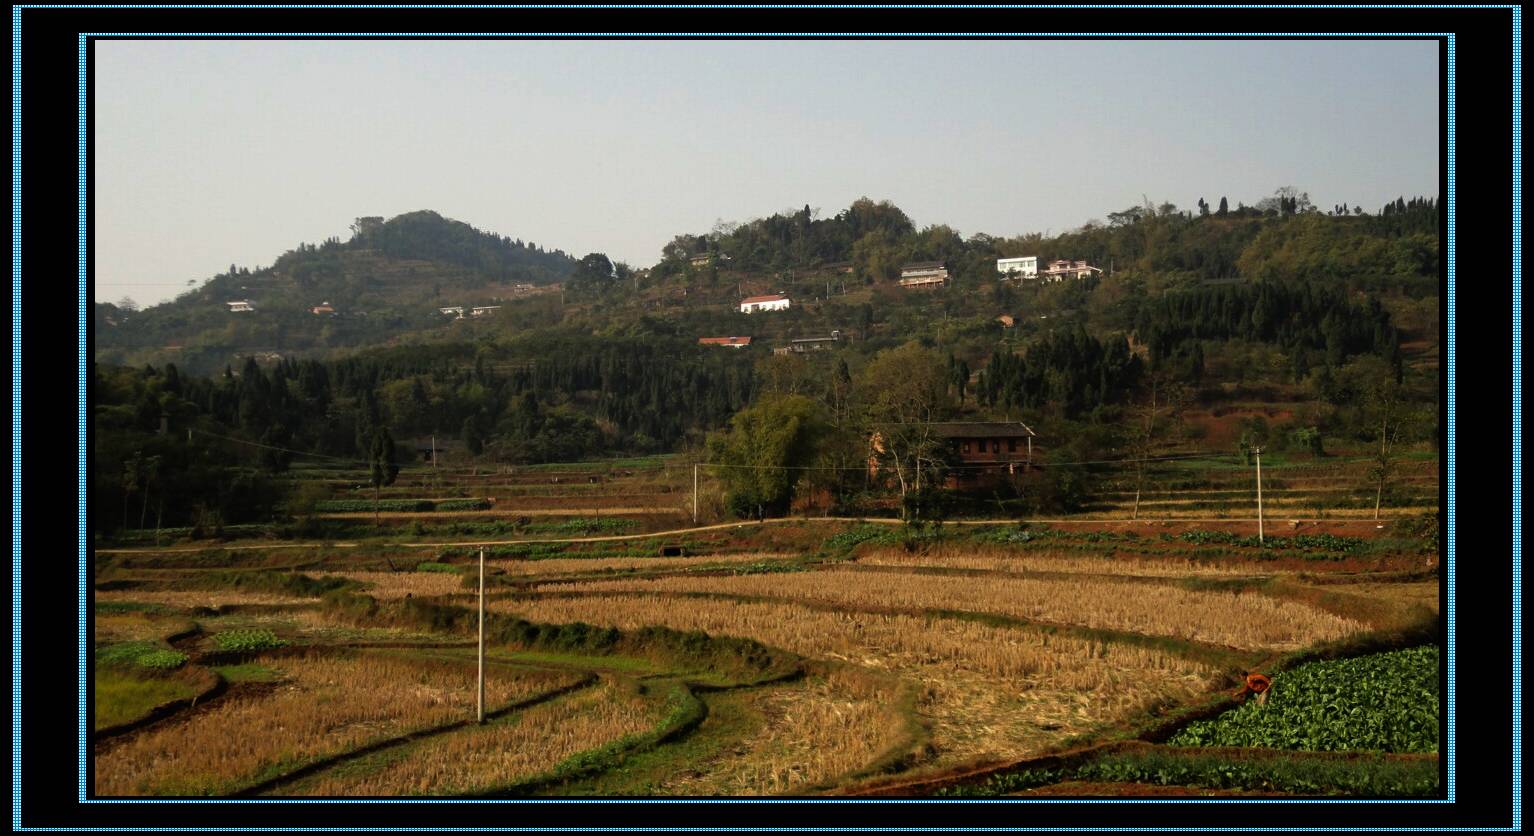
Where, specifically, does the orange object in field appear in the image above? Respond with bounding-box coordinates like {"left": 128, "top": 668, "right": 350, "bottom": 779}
{"left": 1232, "top": 672, "right": 1272, "bottom": 700}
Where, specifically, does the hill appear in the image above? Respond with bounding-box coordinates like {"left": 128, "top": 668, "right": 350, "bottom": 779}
{"left": 94, "top": 210, "right": 577, "bottom": 375}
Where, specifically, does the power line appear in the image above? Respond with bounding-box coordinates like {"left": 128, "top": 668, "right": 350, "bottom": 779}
{"left": 700, "top": 451, "right": 1234, "bottom": 473}
{"left": 188, "top": 428, "right": 375, "bottom": 467}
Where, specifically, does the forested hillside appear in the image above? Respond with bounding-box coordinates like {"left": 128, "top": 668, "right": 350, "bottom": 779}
{"left": 92, "top": 191, "right": 1441, "bottom": 532}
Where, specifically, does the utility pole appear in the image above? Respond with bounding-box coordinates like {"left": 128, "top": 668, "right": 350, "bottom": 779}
{"left": 692, "top": 463, "right": 699, "bottom": 524}
{"left": 477, "top": 546, "right": 486, "bottom": 724}
{"left": 431, "top": 435, "right": 437, "bottom": 469}
{"left": 1253, "top": 447, "right": 1265, "bottom": 543}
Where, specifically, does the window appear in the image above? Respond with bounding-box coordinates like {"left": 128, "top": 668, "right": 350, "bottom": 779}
{"left": 1008, "top": 439, "right": 1018, "bottom": 453}
{"left": 961, "top": 441, "right": 971, "bottom": 454}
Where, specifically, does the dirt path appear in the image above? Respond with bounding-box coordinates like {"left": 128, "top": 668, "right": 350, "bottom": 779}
{"left": 95, "top": 515, "right": 1414, "bottom": 555}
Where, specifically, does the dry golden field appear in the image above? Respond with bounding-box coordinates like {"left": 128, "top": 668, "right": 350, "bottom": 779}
{"left": 488, "top": 592, "right": 1220, "bottom": 765}
{"left": 316, "top": 571, "right": 468, "bottom": 600}
{"left": 488, "top": 552, "right": 799, "bottom": 577}
{"left": 93, "top": 651, "right": 583, "bottom": 796}
{"left": 536, "top": 570, "right": 1363, "bottom": 650}
{"left": 286, "top": 679, "right": 663, "bottom": 796}
{"left": 854, "top": 546, "right": 1260, "bottom": 577}
{"left": 94, "top": 589, "right": 323, "bottom": 608}
{"left": 654, "top": 668, "right": 907, "bottom": 795}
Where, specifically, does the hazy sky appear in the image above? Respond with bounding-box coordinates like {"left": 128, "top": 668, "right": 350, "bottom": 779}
{"left": 95, "top": 39, "right": 1439, "bottom": 307}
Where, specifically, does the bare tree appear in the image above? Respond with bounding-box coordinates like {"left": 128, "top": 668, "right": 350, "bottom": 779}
{"left": 859, "top": 343, "right": 953, "bottom": 518}
{"left": 1364, "top": 377, "right": 1418, "bottom": 520}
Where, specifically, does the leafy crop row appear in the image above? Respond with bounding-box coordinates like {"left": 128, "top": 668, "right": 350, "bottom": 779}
{"left": 934, "top": 750, "right": 1439, "bottom": 798}
{"left": 212, "top": 629, "right": 288, "bottom": 652}
{"left": 1168, "top": 646, "right": 1438, "bottom": 753}
{"left": 1176, "top": 530, "right": 1364, "bottom": 554}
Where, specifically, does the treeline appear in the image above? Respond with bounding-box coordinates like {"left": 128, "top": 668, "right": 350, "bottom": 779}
{"left": 1133, "top": 281, "right": 1402, "bottom": 379}
{"left": 643, "top": 192, "right": 1438, "bottom": 296}
{"left": 975, "top": 328, "right": 1144, "bottom": 418}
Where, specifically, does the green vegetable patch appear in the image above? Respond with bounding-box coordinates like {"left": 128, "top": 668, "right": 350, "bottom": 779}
{"left": 1168, "top": 646, "right": 1439, "bottom": 753}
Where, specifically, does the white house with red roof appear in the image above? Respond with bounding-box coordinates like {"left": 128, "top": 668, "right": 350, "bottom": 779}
{"left": 739, "top": 294, "right": 790, "bottom": 314}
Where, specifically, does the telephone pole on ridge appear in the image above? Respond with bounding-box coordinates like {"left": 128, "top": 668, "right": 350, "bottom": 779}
{"left": 1253, "top": 447, "right": 1265, "bottom": 544}
{"left": 477, "top": 546, "right": 486, "bottom": 724}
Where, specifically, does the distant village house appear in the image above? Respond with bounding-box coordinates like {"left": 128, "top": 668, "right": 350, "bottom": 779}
{"left": 439, "top": 306, "right": 465, "bottom": 318}
{"left": 868, "top": 421, "right": 1037, "bottom": 490}
{"left": 471, "top": 306, "right": 500, "bottom": 317}
{"left": 310, "top": 302, "right": 336, "bottom": 315}
{"left": 772, "top": 331, "right": 842, "bottom": 356}
{"left": 226, "top": 300, "right": 256, "bottom": 313}
{"left": 898, "top": 261, "right": 949, "bottom": 288}
{"left": 740, "top": 294, "right": 791, "bottom": 314}
{"left": 1039, "top": 260, "right": 1102, "bottom": 282}
{"left": 699, "top": 336, "right": 753, "bottom": 348}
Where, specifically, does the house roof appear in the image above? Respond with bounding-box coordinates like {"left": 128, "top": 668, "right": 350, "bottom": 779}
{"left": 927, "top": 421, "right": 1037, "bottom": 439}
{"left": 902, "top": 261, "right": 947, "bottom": 271}
{"left": 741, "top": 294, "right": 789, "bottom": 305}
{"left": 699, "top": 336, "right": 752, "bottom": 346}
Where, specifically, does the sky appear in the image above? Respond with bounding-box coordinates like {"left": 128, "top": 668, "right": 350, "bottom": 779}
{"left": 94, "top": 39, "right": 1439, "bottom": 307}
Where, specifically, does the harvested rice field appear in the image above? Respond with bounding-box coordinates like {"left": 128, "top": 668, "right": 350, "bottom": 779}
{"left": 89, "top": 467, "right": 1440, "bottom": 799}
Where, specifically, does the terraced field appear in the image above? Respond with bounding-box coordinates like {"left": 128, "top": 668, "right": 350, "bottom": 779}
{"left": 91, "top": 456, "right": 1442, "bottom": 797}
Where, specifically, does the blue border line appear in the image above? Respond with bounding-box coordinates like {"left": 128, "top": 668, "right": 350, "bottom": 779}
{"left": 14, "top": 8, "right": 1484, "bottom": 828}
{"left": 77, "top": 30, "right": 90, "bottom": 807}
{"left": 10, "top": 6, "right": 21, "bottom": 834}
{"left": 1443, "top": 31, "right": 1455, "bottom": 808}
{"left": 1508, "top": 6, "right": 1522, "bottom": 834}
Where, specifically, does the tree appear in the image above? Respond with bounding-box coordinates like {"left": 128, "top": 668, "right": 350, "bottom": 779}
{"left": 462, "top": 415, "right": 485, "bottom": 456}
{"left": 1197, "top": 198, "right": 1210, "bottom": 217}
{"left": 1218, "top": 197, "right": 1229, "bottom": 216}
{"left": 706, "top": 394, "right": 830, "bottom": 519}
{"left": 1362, "top": 376, "right": 1419, "bottom": 520}
{"left": 859, "top": 343, "right": 953, "bottom": 518}
{"left": 116, "top": 296, "right": 140, "bottom": 313}
{"left": 368, "top": 427, "right": 400, "bottom": 523}
{"left": 570, "top": 252, "right": 617, "bottom": 299}
{"left": 1124, "top": 373, "right": 1187, "bottom": 519}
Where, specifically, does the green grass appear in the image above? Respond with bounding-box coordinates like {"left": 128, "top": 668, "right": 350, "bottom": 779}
{"left": 95, "top": 669, "right": 198, "bottom": 730}
{"left": 97, "top": 641, "right": 189, "bottom": 670}
{"left": 414, "top": 561, "right": 462, "bottom": 573}
{"left": 210, "top": 663, "right": 280, "bottom": 683}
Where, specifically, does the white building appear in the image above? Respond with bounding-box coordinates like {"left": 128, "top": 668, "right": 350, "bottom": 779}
{"left": 740, "top": 294, "right": 791, "bottom": 314}
{"left": 996, "top": 256, "right": 1038, "bottom": 280}
{"left": 471, "top": 306, "right": 501, "bottom": 317}
{"left": 439, "top": 306, "right": 465, "bottom": 318}
{"left": 226, "top": 300, "right": 255, "bottom": 313}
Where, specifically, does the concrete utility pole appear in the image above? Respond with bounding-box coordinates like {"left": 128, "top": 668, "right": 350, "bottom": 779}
{"left": 692, "top": 463, "right": 699, "bottom": 524}
{"left": 1253, "top": 447, "right": 1265, "bottom": 543}
{"left": 477, "top": 546, "right": 486, "bottom": 724}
